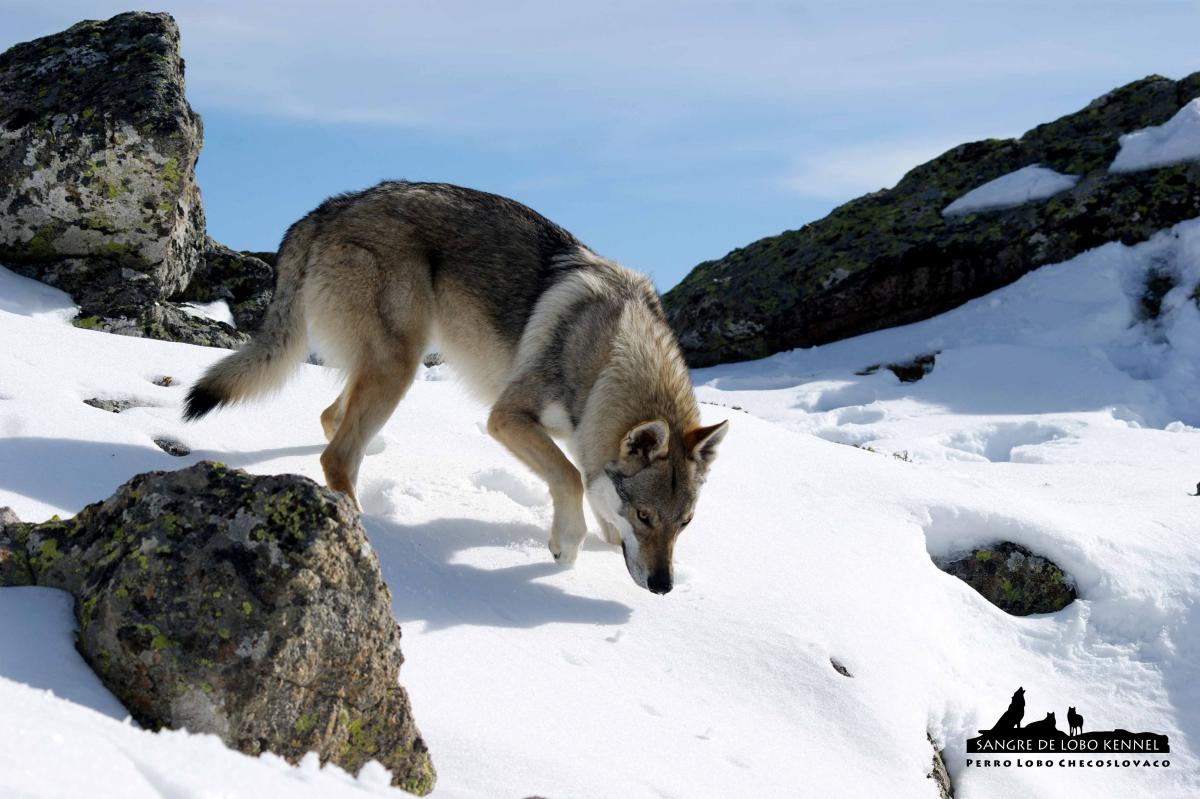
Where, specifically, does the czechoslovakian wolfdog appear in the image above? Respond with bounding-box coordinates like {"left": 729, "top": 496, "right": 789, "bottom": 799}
{"left": 183, "top": 181, "right": 728, "bottom": 594}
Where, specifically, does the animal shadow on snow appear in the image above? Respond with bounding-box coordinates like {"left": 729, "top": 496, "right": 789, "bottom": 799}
{"left": 364, "top": 514, "right": 632, "bottom": 631}
{"left": 0, "top": 437, "right": 323, "bottom": 514}
{"left": 0, "top": 438, "right": 632, "bottom": 630}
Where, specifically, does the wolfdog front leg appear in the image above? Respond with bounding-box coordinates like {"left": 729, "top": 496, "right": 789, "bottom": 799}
{"left": 487, "top": 398, "right": 587, "bottom": 564}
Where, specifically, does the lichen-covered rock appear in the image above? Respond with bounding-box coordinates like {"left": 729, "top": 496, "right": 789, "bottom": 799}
{"left": 175, "top": 236, "right": 275, "bottom": 332}
{"left": 664, "top": 72, "right": 1200, "bottom": 366}
{"left": 0, "top": 12, "right": 206, "bottom": 321}
{"left": 935, "top": 541, "right": 1076, "bottom": 616}
{"left": 17, "top": 462, "right": 434, "bottom": 794}
{"left": 72, "top": 297, "right": 246, "bottom": 348}
{"left": 0, "top": 506, "right": 33, "bottom": 587}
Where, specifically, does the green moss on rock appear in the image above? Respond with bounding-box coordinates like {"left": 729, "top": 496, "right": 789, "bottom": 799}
{"left": 935, "top": 541, "right": 1076, "bottom": 616}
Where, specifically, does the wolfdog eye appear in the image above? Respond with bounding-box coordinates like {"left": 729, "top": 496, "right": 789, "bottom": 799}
{"left": 636, "top": 509, "right": 651, "bottom": 525}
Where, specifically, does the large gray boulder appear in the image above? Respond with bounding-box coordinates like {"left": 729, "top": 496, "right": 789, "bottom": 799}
{"left": 0, "top": 12, "right": 205, "bottom": 320}
{"left": 663, "top": 72, "right": 1200, "bottom": 366}
{"left": 1, "top": 463, "right": 435, "bottom": 794}
{"left": 0, "top": 13, "right": 271, "bottom": 348}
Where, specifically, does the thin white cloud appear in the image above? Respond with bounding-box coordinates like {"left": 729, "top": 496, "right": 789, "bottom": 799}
{"left": 779, "top": 137, "right": 976, "bottom": 200}
{"left": 9, "top": 0, "right": 1196, "bottom": 141}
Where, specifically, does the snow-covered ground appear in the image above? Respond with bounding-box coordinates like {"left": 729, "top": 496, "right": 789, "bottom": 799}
{"left": 942, "top": 164, "right": 1079, "bottom": 216}
{"left": 1110, "top": 98, "right": 1200, "bottom": 173}
{"left": 1, "top": 220, "right": 1199, "bottom": 798}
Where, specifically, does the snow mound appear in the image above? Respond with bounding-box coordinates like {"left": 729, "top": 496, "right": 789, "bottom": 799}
{"left": 942, "top": 164, "right": 1078, "bottom": 216}
{"left": 1110, "top": 98, "right": 1200, "bottom": 173}
{"left": 2, "top": 213, "right": 1200, "bottom": 798}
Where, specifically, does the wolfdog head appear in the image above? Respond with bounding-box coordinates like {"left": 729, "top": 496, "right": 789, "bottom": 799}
{"left": 590, "top": 418, "right": 728, "bottom": 594}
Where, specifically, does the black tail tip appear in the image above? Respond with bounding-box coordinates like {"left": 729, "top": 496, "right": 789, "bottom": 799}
{"left": 182, "top": 384, "right": 223, "bottom": 421}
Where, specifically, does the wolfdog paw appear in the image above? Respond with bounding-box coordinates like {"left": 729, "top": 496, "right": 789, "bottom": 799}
{"left": 549, "top": 537, "right": 581, "bottom": 566}
{"left": 549, "top": 513, "right": 586, "bottom": 566}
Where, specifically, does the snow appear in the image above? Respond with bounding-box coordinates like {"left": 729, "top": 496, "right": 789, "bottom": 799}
{"left": 2, "top": 218, "right": 1200, "bottom": 797}
{"left": 180, "top": 298, "right": 237, "bottom": 328}
{"left": 1110, "top": 98, "right": 1200, "bottom": 173}
{"left": 942, "top": 164, "right": 1079, "bottom": 216}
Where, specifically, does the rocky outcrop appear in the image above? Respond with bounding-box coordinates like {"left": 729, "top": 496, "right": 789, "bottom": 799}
{"left": 663, "top": 72, "right": 1200, "bottom": 366}
{"left": 0, "top": 463, "right": 435, "bottom": 794}
{"left": 0, "top": 14, "right": 203, "bottom": 316}
{"left": 176, "top": 237, "right": 274, "bottom": 332}
{"left": 0, "top": 13, "right": 271, "bottom": 348}
{"left": 935, "top": 542, "right": 1076, "bottom": 616}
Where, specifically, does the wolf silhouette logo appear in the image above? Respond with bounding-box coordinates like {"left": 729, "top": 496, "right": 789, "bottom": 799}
{"left": 1024, "top": 712, "right": 1058, "bottom": 734}
{"left": 1068, "top": 706, "right": 1084, "bottom": 736}
{"left": 979, "top": 686, "right": 1024, "bottom": 734}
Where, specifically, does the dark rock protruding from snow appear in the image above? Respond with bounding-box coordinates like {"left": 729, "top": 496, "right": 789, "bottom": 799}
{"left": 663, "top": 72, "right": 1200, "bottom": 366}
{"left": 83, "top": 397, "right": 151, "bottom": 413}
{"left": 927, "top": 734, "right": 953, "bottom": 798}
{"left": 2, "top": 463, "right": 435, "bottom": 794}
{"left": 0, "top": 506, "right": 32, "bottom": 586}
{"left": 935, "top": 541, "right": 1076, "bottom": 616}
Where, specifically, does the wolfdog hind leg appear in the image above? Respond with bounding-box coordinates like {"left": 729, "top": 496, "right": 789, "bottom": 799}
{"left": 320, "top": 353, "right": 417, "bottom": 508}
{"left": 320, "top": 387, "right": 348, "bottom": 442}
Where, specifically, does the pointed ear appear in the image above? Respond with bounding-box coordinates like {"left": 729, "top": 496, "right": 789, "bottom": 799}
{"left": 620, "top": 420, "right": 670, "bottom": 467}
{"left": 684, "top": 419, "right": 729, "bottom": 466}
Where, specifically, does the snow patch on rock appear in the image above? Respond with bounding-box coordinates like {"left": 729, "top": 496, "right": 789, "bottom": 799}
{"left": 1110, "top": 98, "right": 1200, "bottom": 173}
{"left": 942, "top": 164, "right": 1079, "bottom": 216}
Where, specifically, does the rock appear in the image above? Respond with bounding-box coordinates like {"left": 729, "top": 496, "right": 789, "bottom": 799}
{"left": 73, "top": 300, "right": 246, "bottom": 348}
{"left": 856, "top": 353, "right": 937, "bottom": 383}
{"left": 935, "top": 541, "right": 1076, "bottom": 616}
{"left": 0, "top": 12, "right": 205, "bottom": 321}
{"left": 174, "top": 237, "right": 275, "bottom": 332}
{"left": 663, "top": 72, "right": 1200, "bottom": 366}
{"left": 0, "top": 506, "right": 32, "bottom": 587}
{"left": 13, "top": 462, "right": 434, "bottom": 793}
{"left": 927, "top": 733, "right": 953, "bottom": 798}
{"left": 83, "top": 397, "right": 150, "bottom": 413}
{"left": 152, "top": 437, "right": 190, "bottom": 456}
{"left": 239, "top": 249, "right": 277, "bottom": 268}
{"left": 0, "top": 14, "right": 267, "bottom": 349}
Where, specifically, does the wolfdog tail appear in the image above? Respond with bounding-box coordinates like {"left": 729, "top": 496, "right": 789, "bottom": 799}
{"left": 182, "top": 219, "right": 314, "bottom": 421}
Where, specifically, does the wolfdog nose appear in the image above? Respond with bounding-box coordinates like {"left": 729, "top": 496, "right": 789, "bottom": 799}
{"left": 647, "top": 572, "right": 673, "bottom": 594}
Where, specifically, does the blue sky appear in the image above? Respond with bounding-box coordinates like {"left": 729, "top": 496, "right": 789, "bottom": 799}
{"left": 3, "top": 1, "right": 1199, "bottom": 289}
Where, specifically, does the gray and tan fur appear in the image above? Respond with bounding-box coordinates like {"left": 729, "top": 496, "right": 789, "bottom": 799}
{"left": 184, "top": 181, "right": 728, "bottom": 593}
